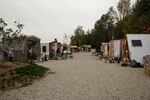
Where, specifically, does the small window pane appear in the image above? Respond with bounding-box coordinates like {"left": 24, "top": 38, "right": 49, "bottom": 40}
{"left": 42, "top": 46, "right": 46, "bottom": 52}
{"left": 131, "top": 40, "right": 142, "bottom": 47}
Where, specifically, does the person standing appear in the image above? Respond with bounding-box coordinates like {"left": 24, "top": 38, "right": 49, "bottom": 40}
{"left": 3, "top": 47, "right": 8, "bottom": 61}
{"left": 8, "top": 50, "right": 14, "bottom": 61}
{"left": 53, "top": 39, "right": 58, "bottom": 59}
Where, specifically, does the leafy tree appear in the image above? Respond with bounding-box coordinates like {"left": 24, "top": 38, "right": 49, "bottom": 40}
{"left": 70, "top": 26, "right": 85, "bottom": 47}
{"left": 0, "top": 18, "right": 7, "bottom": 39}
{"left": 70, "top": 0, "right": 150, "bottom": 50}
{"left": 93, "top": 7, "right": 116, "bottom": 44}
{"left": 128, "top": 0, "right": 150, "bottom": 34}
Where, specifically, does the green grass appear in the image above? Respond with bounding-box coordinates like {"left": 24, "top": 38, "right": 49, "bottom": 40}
{"left": 15, "top": 64, "right": 49, "bottom": 77}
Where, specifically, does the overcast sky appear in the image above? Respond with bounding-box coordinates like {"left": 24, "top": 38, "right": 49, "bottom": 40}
{"left": 0, "top": 0, "right": 136, "bottom": 43}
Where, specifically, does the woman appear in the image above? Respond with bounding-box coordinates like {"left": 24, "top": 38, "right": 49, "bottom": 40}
{"left": 8, "top": 50, "right": 14, "bottom": 61}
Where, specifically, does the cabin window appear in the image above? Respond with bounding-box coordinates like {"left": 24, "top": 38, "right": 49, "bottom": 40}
{"left": 131, "top": 40, "right": 142, "bottom": 47}
{"left": 42, "top": 46, "right": 46, "bottom": 52}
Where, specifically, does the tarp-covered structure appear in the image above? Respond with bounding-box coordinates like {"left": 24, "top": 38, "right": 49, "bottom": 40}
{"left": 101, "top": 42, "right": 109, "bottom": 57}
{"left": 2, "top": 35, "right": 41, "bottom": 62}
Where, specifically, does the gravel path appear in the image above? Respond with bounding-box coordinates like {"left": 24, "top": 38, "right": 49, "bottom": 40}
{"left": 0, "top": 53, "right": 150, "bottom": 100}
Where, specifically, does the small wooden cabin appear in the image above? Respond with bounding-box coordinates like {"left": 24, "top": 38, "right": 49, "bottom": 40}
{"left": 70, "top": 45, "right": 79, "bottom": 53}
{"left": 108, "top": 40, "right": 121, "bottom": 59}
{"left": 120, "top": 39, "right": 130, "bottom": 61}
{"left": 82, "top": 45, "right": 91, "bottom": 52}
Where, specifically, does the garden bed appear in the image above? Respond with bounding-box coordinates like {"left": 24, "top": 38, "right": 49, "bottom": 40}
{"left": 0, "top": 63, "right": 49, "bottom": 91}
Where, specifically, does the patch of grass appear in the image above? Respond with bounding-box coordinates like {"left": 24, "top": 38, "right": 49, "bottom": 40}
{"left": 15, "top": 64, "right": 49, "bottom": 77}
{"left": 0, "top": 63, "right": 49, "bottom": 91}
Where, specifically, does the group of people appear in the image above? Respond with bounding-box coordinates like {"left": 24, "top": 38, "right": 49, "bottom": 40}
{"left": 3, "top": 47, "right": 14, "bottom": 61}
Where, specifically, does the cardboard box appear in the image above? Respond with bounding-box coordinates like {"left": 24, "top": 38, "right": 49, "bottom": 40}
{"left": 144, "top": 64, "right": 150, "bottom": 76}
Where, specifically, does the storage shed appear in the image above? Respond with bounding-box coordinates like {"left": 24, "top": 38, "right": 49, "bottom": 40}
{"left": 108, "top": 40, "right": 121, "bottom": 59}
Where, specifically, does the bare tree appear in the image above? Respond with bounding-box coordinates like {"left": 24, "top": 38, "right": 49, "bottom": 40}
{"left": 0, "top": 18, "right": 7, "bottom": 38}
{"left": 109, "top": 7, "right": 119, "bottom": 22}
{"left": 117, "top": 0, "right": 131, "bottom": 20}
{"left": 0, "top": 18, "right": 25, "bottom": 66}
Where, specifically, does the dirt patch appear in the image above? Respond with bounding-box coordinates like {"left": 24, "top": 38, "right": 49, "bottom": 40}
{"left": 0, "top": 62, "right": 28, "bottom": 74}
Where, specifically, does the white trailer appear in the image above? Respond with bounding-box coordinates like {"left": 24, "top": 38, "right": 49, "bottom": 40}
{"left": 127, "top": 34, "right": 150, "bottom": 65}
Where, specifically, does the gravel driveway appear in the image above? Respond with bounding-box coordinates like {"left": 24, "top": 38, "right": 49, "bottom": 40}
{"left": 0, "top": 53, "right": 150, "bottom": 100}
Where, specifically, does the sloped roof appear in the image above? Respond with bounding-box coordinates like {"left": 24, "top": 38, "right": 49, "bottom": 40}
{"left": 82, "top": 45, "right": 91, "bottom": 48}
{"left": 26, "top": 35, "right": 40, "bottom": 41}
{"left": 70, "top": 45, "right": 78, "bottom": 48}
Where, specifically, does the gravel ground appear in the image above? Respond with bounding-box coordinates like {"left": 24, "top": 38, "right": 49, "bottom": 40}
{"left": 0, "top": 53, "right": 150, "bottom": 100}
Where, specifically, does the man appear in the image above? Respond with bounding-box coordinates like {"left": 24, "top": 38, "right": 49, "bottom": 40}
{"left": 3, "top": 47, "right": 8, "bottom": 61}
